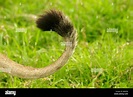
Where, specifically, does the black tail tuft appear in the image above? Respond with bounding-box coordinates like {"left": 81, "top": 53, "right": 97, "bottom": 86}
{"left": 36, "top": 9, "right": 74, "bottom": 37}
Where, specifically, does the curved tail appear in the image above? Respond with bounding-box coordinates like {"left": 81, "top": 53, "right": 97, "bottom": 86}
{"left": 0, "top": 9, "right": 77, "bottom": 79}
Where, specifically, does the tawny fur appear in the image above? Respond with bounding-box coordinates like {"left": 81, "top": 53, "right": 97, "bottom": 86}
{"left": 0, "top": 9, "right": 77, "bottom": 79}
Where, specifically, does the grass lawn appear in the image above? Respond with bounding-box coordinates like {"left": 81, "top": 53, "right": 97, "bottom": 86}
{"left": 0, "top": 0, "right": 133, "bottom": 88}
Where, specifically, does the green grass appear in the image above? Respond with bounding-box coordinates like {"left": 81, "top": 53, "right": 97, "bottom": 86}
{"left": 0, "top": 0, "right": 133, "bottom": 88}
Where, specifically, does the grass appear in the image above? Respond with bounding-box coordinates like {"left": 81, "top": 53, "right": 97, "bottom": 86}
{"left": 0, "top": 0, "right": 133, "bottom": 88}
